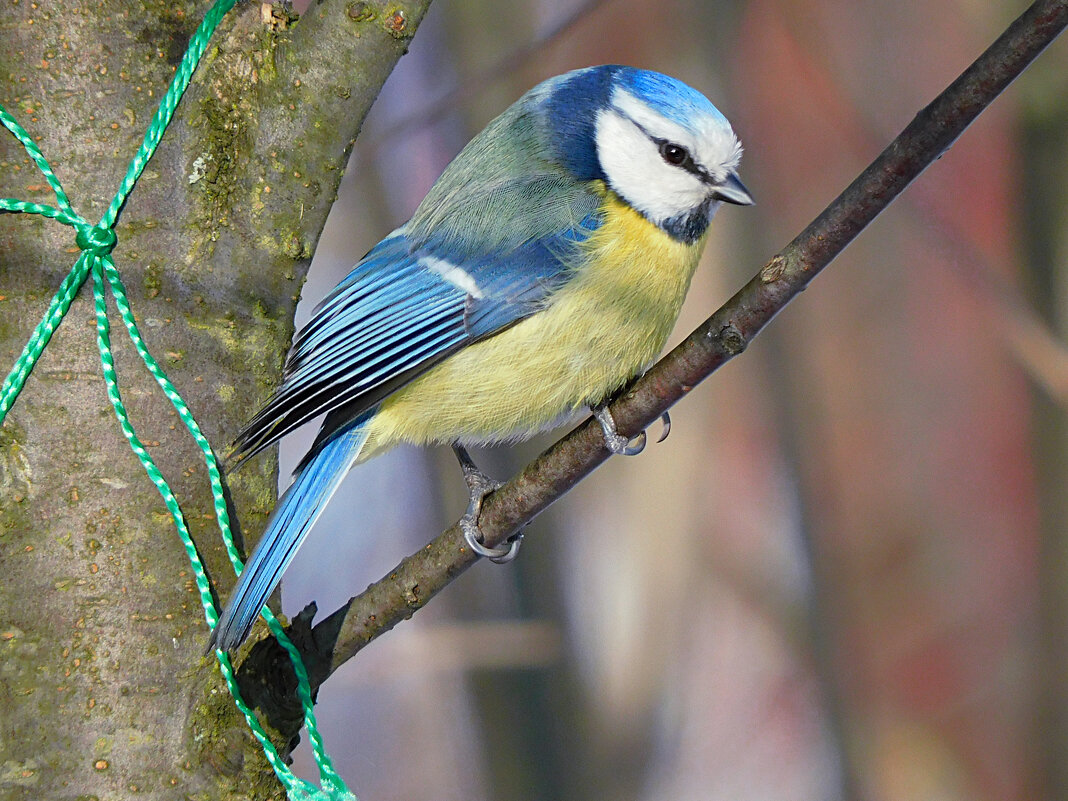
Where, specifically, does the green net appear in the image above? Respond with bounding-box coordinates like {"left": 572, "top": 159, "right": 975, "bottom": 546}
{"left": 0, "top": 2, "right": 354, "bottom": 799}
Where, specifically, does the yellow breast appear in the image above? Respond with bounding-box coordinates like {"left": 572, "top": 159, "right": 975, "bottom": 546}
{"left": 359, "top": 191, "right": 707, "bottom": 460}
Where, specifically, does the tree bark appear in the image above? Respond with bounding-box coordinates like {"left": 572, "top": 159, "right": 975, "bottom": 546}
{"left": 0, "top": 1, "right": 430, "bottom": 798}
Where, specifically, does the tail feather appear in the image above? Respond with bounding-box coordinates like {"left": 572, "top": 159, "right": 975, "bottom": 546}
{"left": 209, "top": 421, "right": 371, "bottom": 652}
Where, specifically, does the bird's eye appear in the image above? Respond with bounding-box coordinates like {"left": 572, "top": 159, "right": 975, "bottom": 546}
{"left": 659, "top": 142, "right": 689, "bottom": 166}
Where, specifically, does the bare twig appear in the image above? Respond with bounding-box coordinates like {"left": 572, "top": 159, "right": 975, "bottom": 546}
{"left": 237, "top": 0, "right": 1068, "bottom": 699}
{"left": 780, "top": 4, "right": 1068, "bottom": 402}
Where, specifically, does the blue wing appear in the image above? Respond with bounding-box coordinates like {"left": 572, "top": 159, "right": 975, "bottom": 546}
{"left": 229, "top": 231, "right": 463, "bottom": 464}
{"left": 227, "top": 205, "right": 601, "bottom": 468}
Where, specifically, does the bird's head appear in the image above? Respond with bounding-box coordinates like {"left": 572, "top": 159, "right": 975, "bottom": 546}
{"left": 539, "top": 65, "right": 753, "bottom": 243}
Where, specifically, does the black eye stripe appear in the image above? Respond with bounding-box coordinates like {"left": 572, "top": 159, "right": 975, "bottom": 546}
{"left": 622, "top": 115, "right": 716, "bottom": 184}
{"left": 652, "top": 137, "right": 711, "bottom": 182}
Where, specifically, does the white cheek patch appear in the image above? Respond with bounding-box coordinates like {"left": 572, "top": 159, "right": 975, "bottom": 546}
{"left": 595, "top": 107, "right": 708, "bottom": 227}
{"left": 611, "top": 89, "right": 743, "bottom": 181}
{"left": 420, "top": 255, "right": 484, "bottom": 299}
{"left": 597, "top": 88, "right": 745, "bottom": 230}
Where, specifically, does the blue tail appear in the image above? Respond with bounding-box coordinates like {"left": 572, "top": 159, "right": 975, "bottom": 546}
{"left": 210, "top": 422, "right": 371, "bottom": 652}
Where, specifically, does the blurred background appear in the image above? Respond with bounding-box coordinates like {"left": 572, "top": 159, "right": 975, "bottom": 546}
{"left": 279, "top": 1, "right": 1068, "bottom": 799}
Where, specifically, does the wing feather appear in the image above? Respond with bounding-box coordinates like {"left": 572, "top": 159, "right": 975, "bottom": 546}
{"left": 229, "top": 91, "right": 609, "bottom": 470}
{"left": 228, "top": 238, "right": 469, "bottom": 466}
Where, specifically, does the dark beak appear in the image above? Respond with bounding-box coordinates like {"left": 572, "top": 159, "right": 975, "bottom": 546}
{"left": 712, "top": 172, "right": 754, "bottom": 206}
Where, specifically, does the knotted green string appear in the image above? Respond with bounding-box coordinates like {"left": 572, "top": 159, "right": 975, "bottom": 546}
{"left": 0, "top": 2, "right": 353, "bottom": 799}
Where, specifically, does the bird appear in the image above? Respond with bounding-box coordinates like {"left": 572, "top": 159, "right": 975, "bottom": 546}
{"left": 209, "top": 64, "right": 753, "bottom": 652}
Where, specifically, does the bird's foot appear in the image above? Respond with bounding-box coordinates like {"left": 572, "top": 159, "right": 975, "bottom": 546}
{"left": 452, "top": 444, "right": 523, "bottom": 563}
{"left": 593, "top": 406, "right": 671, "bottom": 455}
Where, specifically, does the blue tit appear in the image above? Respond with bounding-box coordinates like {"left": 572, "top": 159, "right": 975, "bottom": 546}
{"left": 209, "top": 64, "right": 753, "bottom": 651}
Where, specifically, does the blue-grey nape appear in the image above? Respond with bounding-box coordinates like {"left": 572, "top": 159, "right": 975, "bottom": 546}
{"left": 544, "top": 67, "right": 615, "bottom": 181}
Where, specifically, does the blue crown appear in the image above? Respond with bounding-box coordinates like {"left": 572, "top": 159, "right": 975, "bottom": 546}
{"left": 615, "top": 67, "right": 727, "bottom": 129}
{"left": 541, "top": 65, "right": 726, "bottom": 182}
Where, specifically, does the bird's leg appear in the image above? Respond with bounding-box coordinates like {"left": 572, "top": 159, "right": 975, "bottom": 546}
{"left": 592, "top": 405, "right": 648, "bottom": 455}
{"left": 592, "top": 406, "right": 672, "bottom": 454}
{"left": 452, "top": 443, "right": 523, "bottom": 563}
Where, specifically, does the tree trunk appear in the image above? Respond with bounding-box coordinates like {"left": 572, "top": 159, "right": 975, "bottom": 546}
{"left": 0, "top": 1, "right": 430, "bottom": 798}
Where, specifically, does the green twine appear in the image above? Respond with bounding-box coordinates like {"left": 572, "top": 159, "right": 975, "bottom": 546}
{"left": 0, "top": 3, "right": 354, "bottom": 799}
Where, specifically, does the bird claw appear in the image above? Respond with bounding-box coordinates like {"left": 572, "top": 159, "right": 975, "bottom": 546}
{"left": 593, "top": 407, "right": 672, "bottom": 454}
{"left": 593, "top": 405, "right": 649, "bottom": 456}
{"left": 462, "top": 521, "right": 523, "bottom": 563}
{"left": 452, "top": 444, "right": 523, "bottom": 564}
{"left": 620, "top": 429, "right": 647, "bottom": 455}
{"left": 656, "top": 411, "right": 671, "bottom": 443}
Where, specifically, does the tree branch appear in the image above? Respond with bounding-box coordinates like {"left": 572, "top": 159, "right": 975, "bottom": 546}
{"left": 237, "top": 0, "right": 1068, "bottom": 706}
